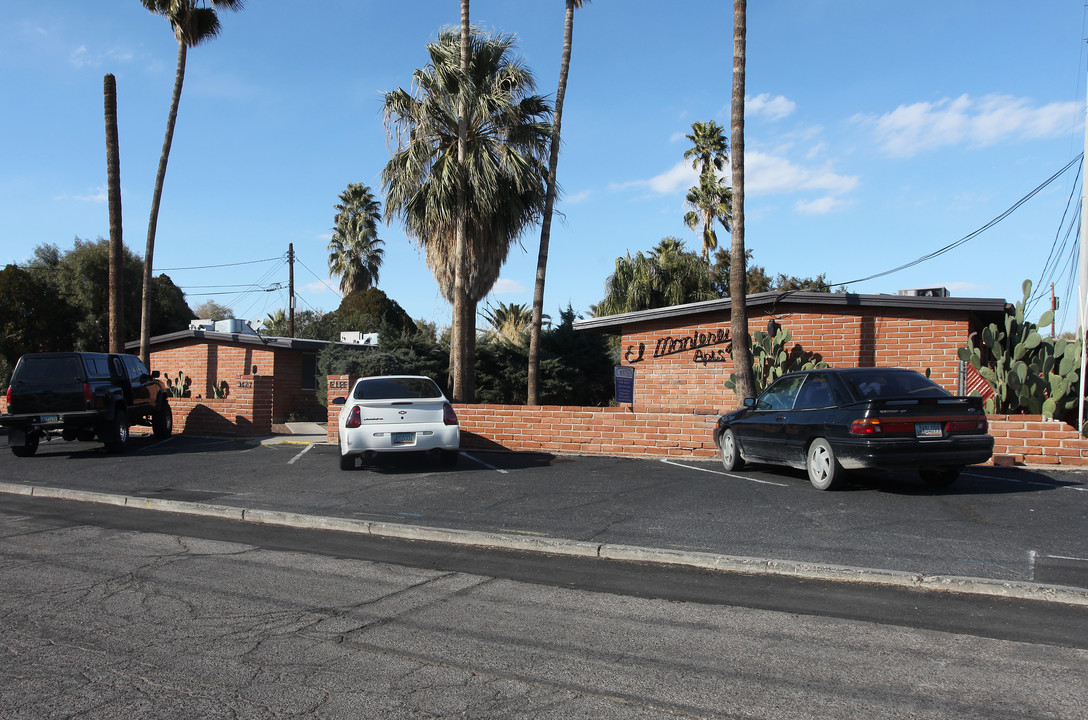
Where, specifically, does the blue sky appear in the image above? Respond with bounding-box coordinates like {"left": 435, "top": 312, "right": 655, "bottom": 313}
{"left": 3, "top": 1, "right": 1086, "bottom": 334}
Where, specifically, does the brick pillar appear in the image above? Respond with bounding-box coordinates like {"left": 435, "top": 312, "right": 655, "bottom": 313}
{"left": 232, "top": 374, "right": 273, "bottom": 436}
{"left": 326, "top": 375, "right": 356, "bottom": 445}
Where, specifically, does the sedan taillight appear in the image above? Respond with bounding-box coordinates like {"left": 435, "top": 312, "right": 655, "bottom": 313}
{"left": 345, "top": 406, "right": 361, "bottom": 429}
{"left": 849, "top": 418, "right": 915, "bottom": 436}
{"left": 443, "top": 402, "right": 459, "bottom": 426}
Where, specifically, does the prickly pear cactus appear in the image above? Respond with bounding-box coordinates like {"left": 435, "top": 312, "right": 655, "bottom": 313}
{"left": 725, "top": 324, "right": 828, "bottom": 396}
{"left": 957, "top": 279, "right": 1081, "bottom": 421}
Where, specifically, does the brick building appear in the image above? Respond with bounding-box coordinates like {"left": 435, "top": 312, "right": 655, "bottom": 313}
{"left": 129, "top": 328, "right": 349, "bottom": 434}
{"left": 572, "top": 291, "right": 1010, "bottom": 413}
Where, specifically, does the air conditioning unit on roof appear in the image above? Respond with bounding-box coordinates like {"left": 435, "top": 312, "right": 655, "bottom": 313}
{"left": 340, "top": 332, "right": 379, "bottom": 346}
{"left": 897, "top": 287, "right": 950, "bottom": 298}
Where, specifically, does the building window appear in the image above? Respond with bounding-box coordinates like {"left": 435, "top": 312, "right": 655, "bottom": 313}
{"left": 301, "top": 352, "right": 317, "bottom": 391}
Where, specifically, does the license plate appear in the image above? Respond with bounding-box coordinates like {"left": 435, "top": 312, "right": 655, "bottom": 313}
{"left": 39, "top": 414, "right": 58, "bottom": 423}
{"left": 915, "top": 422, "right": 942, "bottom": 438}
{"left": 392, "top": 432, "right": 415, "bottom": 445}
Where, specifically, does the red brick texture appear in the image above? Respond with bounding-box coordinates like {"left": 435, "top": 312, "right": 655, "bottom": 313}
{"left": 617, "top": 305, "right": 970, "bottom": 414}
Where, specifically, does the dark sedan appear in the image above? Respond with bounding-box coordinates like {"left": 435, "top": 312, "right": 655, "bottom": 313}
{"left": 714, "top": 367, "right": 994, "bottom": 490}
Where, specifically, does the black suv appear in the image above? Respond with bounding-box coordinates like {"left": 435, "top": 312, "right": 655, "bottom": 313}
{"left": 1, "top": 352, "right": 172, "bottom": 456}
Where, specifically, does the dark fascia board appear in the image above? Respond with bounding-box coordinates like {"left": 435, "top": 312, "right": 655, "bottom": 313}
{"left": 124, "top": 329, "right": 363, "bottom": 353}
{"left": 572, "top": 291, "right": 1011, "bottom": 333}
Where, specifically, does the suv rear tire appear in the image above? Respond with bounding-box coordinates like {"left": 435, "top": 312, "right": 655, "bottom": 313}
{"left": 101, "top": 411, "right": 129, "bottom": 453}
{"left": 152, "top": 400, "right": 173, "bottom": 439}
{"left": 10, "top": 433, "right": 39, "bottom": 457}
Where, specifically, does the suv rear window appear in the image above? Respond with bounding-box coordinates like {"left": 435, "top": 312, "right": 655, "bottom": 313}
{"left": 353, "top": 377, "right": 443, "bottom": 400}
{"left": 15, "top": 356, "right": 83, "bottom": 384}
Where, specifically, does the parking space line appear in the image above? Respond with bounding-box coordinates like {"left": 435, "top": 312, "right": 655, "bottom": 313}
{"left": 964, "top": 471, "right": 1088, "bottom": 491}
{"left": 462, "top": 452, "right": 508, "bottom": 473}
{"left": 288, "top": 444, "right": 315, "bottom": 465}
{"left": 660, "top": 459, "right": 790, "bottom": 486}
{"left": 137, "top": 436, "right": 176, "bottom": 452}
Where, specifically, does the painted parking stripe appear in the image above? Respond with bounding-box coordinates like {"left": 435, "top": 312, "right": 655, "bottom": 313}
{"left": 461, "top": 452, "right": 508, "bottom": 473}
{"left": 963, "top": 470, "right": 1088, "bottom": 491}
{"left": 288, "top": 444, "right": 315, "bottom": 465}
{"left": 660, "top": 458, "right": 789, "bottom": 486}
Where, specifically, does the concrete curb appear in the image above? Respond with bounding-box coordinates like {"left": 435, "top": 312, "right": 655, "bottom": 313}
{"left": 3, "top": 480, "right": 1087, "bottom": 607}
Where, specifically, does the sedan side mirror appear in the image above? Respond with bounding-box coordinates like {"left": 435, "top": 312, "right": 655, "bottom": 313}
{"left": 332, "top": 397, "right": 346, "bottom": 405}
{"left": 743, "top": 397, "right": 755, "bottom": 408}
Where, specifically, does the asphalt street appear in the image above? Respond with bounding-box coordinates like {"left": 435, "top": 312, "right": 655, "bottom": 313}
{"left": 1, "top": 430, "right": 1087, "bottom": 605}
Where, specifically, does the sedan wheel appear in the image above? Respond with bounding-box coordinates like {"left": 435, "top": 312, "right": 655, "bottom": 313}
{"left": 806, "top": 438, "right": 844, "bottom": 490}
{"left": 338, "top": 438, "right": 354, "bottom": 470}
{"left": 719, "top": 429, "right": 744, "bottom": 471}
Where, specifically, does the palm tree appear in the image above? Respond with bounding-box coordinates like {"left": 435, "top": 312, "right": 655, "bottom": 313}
{"left": 528, "top": 0, "right": 590, "bottom": 405}
{"left": 597, "top": 238, "right": 715, "bottom": 316}
{"left": 730, "top": 0, "right": 756, "bottom": 399}
{"left": 104, "top": 73, "right": 124, "bottom": 353}
{"left": 261, "top": 308, "right": 288, "bottom": 336}
{"left": 684, "top": 120, "right": 728, "bottom": 180}
{"left": 382, "top": 27, "right": 551, "bottom": 402}
{"left": 683, "top": 174, "right": 732, "bottom": 263}
{"left": 137, "top": 0, "right": 244, "bottom": 366}
{"left": 328, "top": 183, "right": 384, "bottom": 295}
{"left": 482, "top": 301, "right": 535, "bottom": 343}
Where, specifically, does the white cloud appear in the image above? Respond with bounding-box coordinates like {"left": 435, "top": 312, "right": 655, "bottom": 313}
{"left": 616, "top": 150, "right": 858, "bottom": 215}
{"left": 489, "top": 277, "right": 525, "bottom": 294}
{"left": 613, "top": 161, "right": 698, "bottom": 195}
{"left": 746, "top": 151, "right": 859, "bottom": 197}
{"left": 795, "top": 196, "right": 849, "bottom": 215}
{"left": 72, "top": 186, "right": 108, "bottom": 203}
{"left": 746, "top": 93, "right": 796, "bottom": 120}
{"left": 855, "top": 93, "right": 1079, "bottom": 157}
{"left": 69, "top": 44, "right": 134, "bottom": 69}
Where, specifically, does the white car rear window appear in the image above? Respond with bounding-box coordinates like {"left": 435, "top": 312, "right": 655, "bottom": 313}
{"left": 353, "top": 377, "right": 443, "bottom": 400}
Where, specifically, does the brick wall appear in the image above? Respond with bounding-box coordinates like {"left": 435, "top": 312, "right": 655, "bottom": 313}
{"left": 148, "top": 338, "right": 319, "bottom": 424}
{"left": 166, "top": 375, "right": 273, "bottom": 436}
{"left": 323, "top": 390, "right": 1088, "bottom": 466}
{"left": 988, "top": 415, "right": 1088, "bottom": 467}
{"left": 618, "top": 305, "right": 972, "bottom": 414}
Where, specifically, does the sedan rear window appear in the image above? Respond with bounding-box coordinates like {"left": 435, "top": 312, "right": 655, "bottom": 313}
{"left": 841, "top": 370, "right": 948, "bottom": 400}
{"left": 353, "top": 377, "right": 443, "bottom": 400}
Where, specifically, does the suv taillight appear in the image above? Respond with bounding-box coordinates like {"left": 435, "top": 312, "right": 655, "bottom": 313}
{"left": 83, "top": 383, "right": 93, "bottom": 405}
{"left": 443, "top": 402, "right": 459, "bottom": 426}
{"left": 345, "top": 406, "right": 361, "bottom": 429}
{"left": 5, "top": 386, "right": 10, "bottom": 404}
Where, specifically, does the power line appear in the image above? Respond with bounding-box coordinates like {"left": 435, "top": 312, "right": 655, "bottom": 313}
{"left": 833, "top": 153, "right": 1085, "bottom": 289}
{"left": 158, "top": 256, "right": 287, "bottom": 274}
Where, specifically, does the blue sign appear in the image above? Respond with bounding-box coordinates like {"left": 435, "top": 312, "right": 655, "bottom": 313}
{"left": 614, "top": 366, "right": 635, "bottom": 404}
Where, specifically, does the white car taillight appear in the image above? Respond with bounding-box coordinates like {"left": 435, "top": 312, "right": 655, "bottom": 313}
{"left": 443, "top": 402, "right": 458, "bottom": 426}
{"left": 345, "top": 405, "right": 362, "bottom": 429}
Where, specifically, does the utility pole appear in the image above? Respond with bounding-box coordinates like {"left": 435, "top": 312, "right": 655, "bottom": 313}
{"left": 1051, "top": 283, "right": 1057, "bottom": 338}
{"left": 288, "top": 243, "right": 296, "bottom": 338}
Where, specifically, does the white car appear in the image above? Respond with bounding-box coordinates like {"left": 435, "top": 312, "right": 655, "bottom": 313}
{"left": 334, "top": 375, "right": 460, "bottom": 470}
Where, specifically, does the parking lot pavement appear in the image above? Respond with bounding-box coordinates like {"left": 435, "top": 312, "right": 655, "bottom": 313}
{"left": 2, "top": 433, "right": 1088, "bottom": 604}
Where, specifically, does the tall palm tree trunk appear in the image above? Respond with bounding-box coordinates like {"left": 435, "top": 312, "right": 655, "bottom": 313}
{"left": 139, "top": 40, "right": 187, "bottom": 366}
{"left": 528, "top": 0, "right": 578, "bottom": 405}
{"left": 104, "top": 73, "right": 124, "bottom": 354}
{"left": 729, "top": 0, "right": 755, "bottom": 399}
{"left": 452, "top": 0, "right": 472, "bottom": 402}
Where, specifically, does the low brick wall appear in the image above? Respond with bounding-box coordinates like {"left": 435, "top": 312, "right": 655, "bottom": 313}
{"left": 326, "top": 398, "right": 1088, "bottom": 467}
{"left": 455, "top": 405, "right": 720, "bottom": 458}
{"left": 167, "top": 374, "right": 274, "bottom": 437}
{"left": 988, "top": 415, "right": 1088, "bottom": 467}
